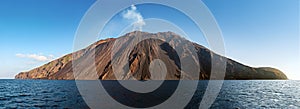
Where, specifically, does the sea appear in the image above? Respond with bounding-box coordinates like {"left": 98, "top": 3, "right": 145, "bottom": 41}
{"left": 0, "top": 80, "right": 299, "bottom": 109}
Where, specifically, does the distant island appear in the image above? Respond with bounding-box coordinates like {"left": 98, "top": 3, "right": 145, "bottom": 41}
{"left": 15, "top": 31, "right": 287, "bottom": 80}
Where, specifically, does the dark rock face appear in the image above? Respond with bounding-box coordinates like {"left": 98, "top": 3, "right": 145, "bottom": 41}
{"left": 15, "top": 31, "right": 288, "bottom": 80}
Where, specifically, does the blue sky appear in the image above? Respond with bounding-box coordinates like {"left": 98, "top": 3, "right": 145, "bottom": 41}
{"left": 0, "top": 0, "right": 299, "bottom": 79}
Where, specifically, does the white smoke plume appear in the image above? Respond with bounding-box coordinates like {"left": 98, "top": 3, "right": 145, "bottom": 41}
{"left": 122, "top": 5, "right": 146, "bottom": 31}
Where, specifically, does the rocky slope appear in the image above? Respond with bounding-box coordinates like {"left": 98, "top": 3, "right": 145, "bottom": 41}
{"left": 15, "top": 31, "right": 287, "bottom": 80}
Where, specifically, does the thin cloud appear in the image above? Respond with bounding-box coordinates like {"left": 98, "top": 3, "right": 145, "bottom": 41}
{"left": 16, "top": 53, "right": 55, "bottom": 62}
{"left": 122, "top": 4, "right": 146, "bottom": 31}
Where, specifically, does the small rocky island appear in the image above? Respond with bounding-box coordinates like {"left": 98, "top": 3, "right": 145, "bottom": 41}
{"left": 15, "top": 31, "right": 287, "bottom": 80}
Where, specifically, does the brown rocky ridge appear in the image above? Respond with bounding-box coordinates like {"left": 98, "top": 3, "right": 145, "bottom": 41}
{"left": 15, "top": 31, "right": 288, "bottom": 80}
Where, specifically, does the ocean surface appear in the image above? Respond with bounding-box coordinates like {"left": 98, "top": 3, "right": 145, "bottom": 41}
{"left": 0, "top": 80, "right": 299, "bottom": 109}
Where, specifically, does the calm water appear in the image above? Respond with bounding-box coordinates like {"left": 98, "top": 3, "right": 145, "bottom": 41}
{"left": 0, "top": 80, "right": 299, "bottom": 108}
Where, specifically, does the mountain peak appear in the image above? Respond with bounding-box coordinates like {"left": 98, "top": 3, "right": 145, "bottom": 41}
{"left": 15, "top": 31, "right": 287, "bottom": 80}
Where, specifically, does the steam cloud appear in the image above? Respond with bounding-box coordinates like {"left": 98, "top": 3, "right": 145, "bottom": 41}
{"left": 122, "top": 5, "right": 146, "bottom": 31}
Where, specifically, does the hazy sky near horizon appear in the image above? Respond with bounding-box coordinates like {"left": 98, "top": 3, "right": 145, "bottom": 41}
{"left": 0, "top": 0, "right": 299, "bottom": 79}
